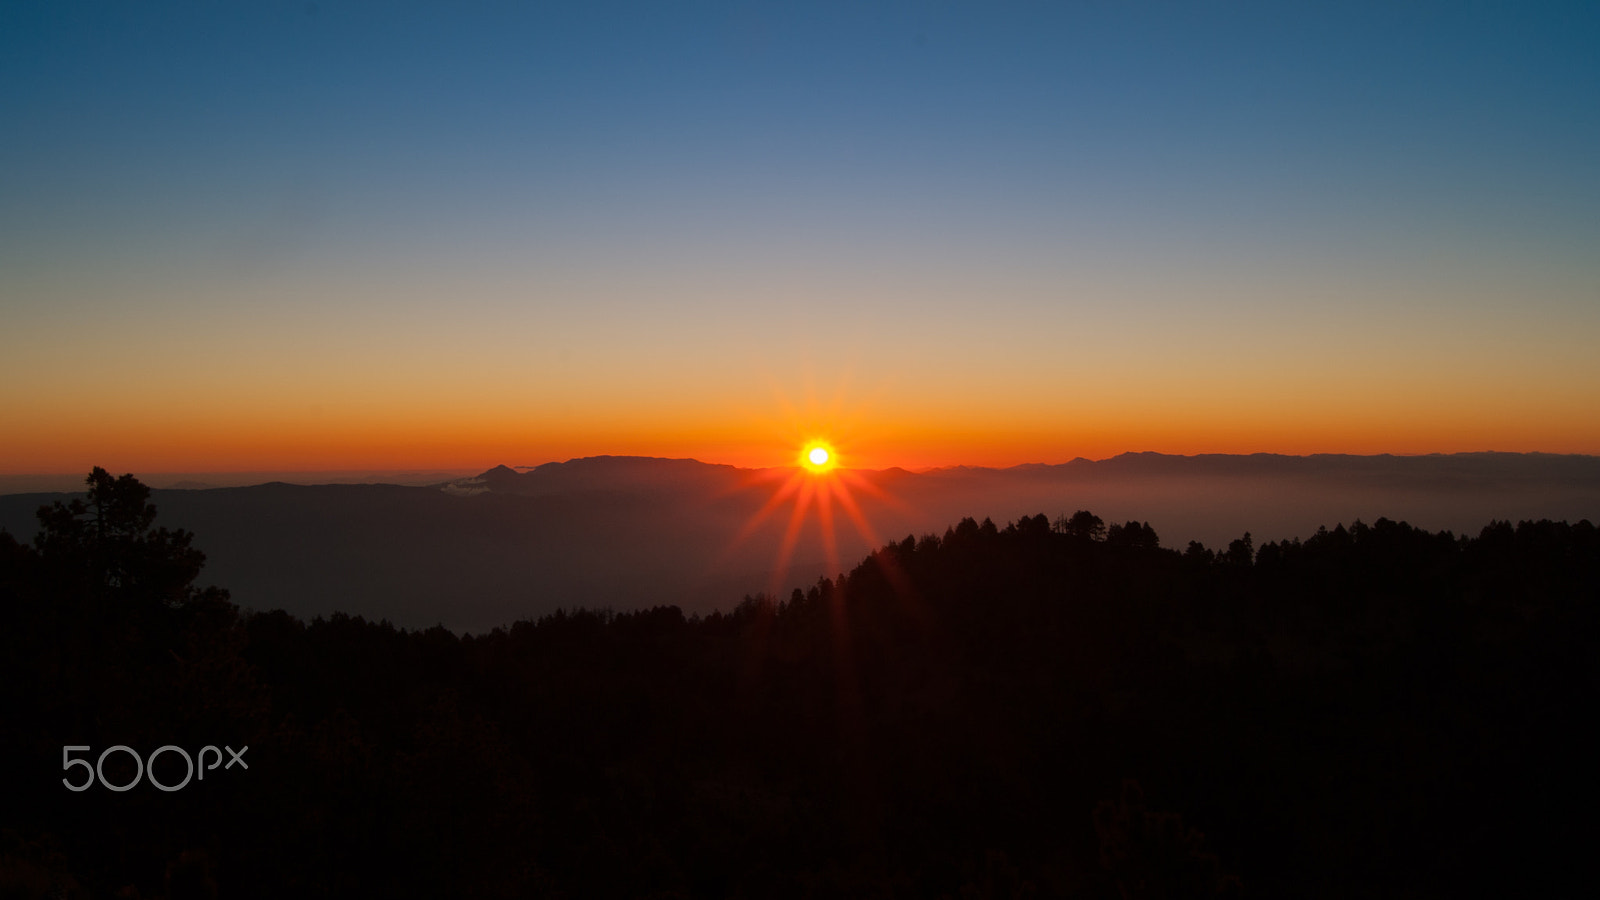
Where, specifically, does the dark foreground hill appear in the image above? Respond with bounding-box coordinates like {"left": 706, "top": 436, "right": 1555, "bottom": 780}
{"left": 2, "top": 470, "right": 1596, "bottom": 897}
{"left": 3, "top": 452, "right": 1597, "bottom": 631}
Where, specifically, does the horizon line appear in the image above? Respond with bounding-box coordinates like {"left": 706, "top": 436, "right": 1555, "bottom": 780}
{"left": 4, "top": 447, "right": 1598, "bottom": 482}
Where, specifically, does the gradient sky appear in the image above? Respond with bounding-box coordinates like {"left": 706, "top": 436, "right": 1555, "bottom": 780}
{"left": 4, "top": 0, "right": 1598, "bottom": 473}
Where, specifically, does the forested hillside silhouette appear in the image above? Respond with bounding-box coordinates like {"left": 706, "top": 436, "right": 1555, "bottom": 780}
{"left": 2, "top": 470, "right": 1596, "bottom": 897}
{"left": 4, "top": 452, "right": 1597, "bottom": 631}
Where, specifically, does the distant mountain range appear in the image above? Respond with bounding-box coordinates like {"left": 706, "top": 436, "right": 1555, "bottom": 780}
{"left": 4, "top": 452, "right": 1598, "bottom": 632}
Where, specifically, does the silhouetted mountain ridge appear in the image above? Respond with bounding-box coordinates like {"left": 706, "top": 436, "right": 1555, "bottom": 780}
{"left": 454, "top": 455, "right": 746, "bottom": 497}
{"left": 3, "top": 452, "right": 1596, "bottom": 631}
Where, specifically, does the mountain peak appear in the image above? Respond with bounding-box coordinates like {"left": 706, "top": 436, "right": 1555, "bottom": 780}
{"left": 469, "top": 455, "right": 741, "bottom": 496}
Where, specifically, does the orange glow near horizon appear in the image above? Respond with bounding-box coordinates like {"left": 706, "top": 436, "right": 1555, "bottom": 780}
{"left": 7, "top": 410, "right": 1600, "bottom": 476}
{"left": 3, "top": 354, "right": 1600, "bottom": 475}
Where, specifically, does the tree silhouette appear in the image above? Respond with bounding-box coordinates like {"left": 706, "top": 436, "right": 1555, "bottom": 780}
{"left": 33, "top": 466, "right": 210, "bottom": 604}
{"left": 1054, "top": 509, "right": 1107, "bottom": 540}
{"left": 1224, "top": 532, "right": 1253, "bottom": 568}
{"left": 4, "top": 484, "right": 1596, "bottom": 897}
{"left": 1106, "top": 520, "right": 1160, "bottom": 550}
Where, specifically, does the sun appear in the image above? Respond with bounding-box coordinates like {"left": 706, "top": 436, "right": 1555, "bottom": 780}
{"left": 713, "top": 423, "right": 914, "bottom": 621}
{"left": 801, "top": 442, "right": 836, "bottom": 472}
